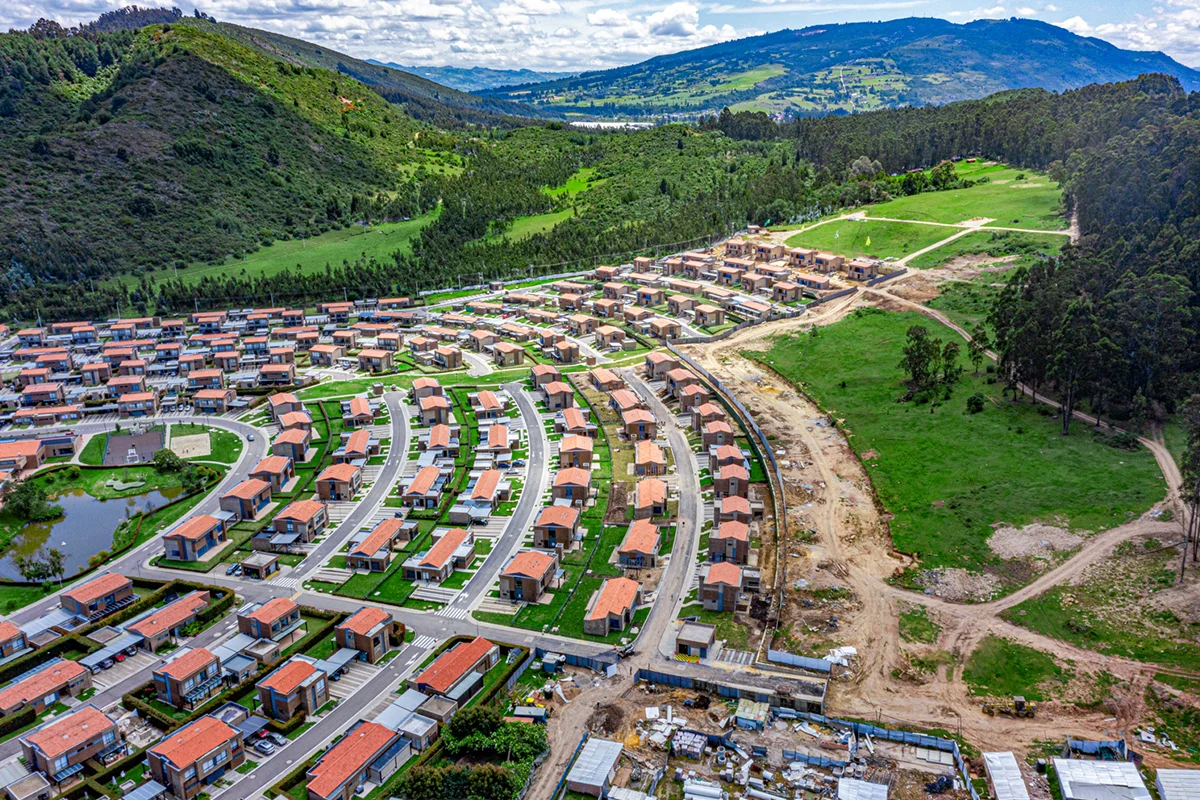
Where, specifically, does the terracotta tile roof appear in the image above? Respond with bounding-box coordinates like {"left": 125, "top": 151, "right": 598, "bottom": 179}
{"left": 318, "top": 463, "right": 360, "bottom": 484}
{"left": 720, "top": 495, "right": 751, "bottom": 513}
{"left": 470, "top": 470, "right": 501, "bottom": 501}
{"left": 412, "top": 378, "right": 440, "bottom": 390}
{"left": 347, "top": 398, "right": 371, "bottom": 417}
{"left": 622, "top": 409, "right": 655, "bottom": 426}
{"left": 404, "top": 466, "right": 441, "bottom": 497}
{"left": 414, "top": 637, "right": 495, "bottom": 694}
{"left": 636, "top": 439, "right": 664, "bottom": 465}
{"left": 0, "top": 621, "right": 21, "bottom": 642}
{"left": 589, "top": 368, "right": 619, "bottom": 385}
{"left": 358, "top": 349, "right": 388, "bottom": 359}
{"left": 704, "top": 421, "right": 733, "bottom": 434}
{"left": 150, "top": 715, "right": 238, "bottom": 768}
{"left": 553, "top": 467, "right": 590, "bottom": 488}
{"left": 339, "top": 607, "right": 392, "bottom": 636}
{"left": 620, "top": 520, "right": 659, "bottom": 556}
{"left": 419, "top": 395, "right": 450, "bottom": 410}
{"left": 536, "top": 505, "right": 578, "bottom": 529}
{"left": 587, "top": 577, "right": 640, "bottom": 621}
{"left": 542, "top": 381, "right": 571, "bottom": 395}
{"left": 195, "top": 389, "right": 233, "bottom": 400}
{"left": 428, "top": 425, "right": 451, "bottom": 449}
{"left": 0, "top": 661, "right": 86, "bottom": 712}
{"left": 0, "top": 440, "right": 42, "bottom": 460}
{"left": 561, "top": 408, "right": 588, "bottom": 429}
{"left": 476, "top": 390, "right": 502, "bottom": 410}
{"left": 276, "top": 500, "right": 325, "bottom": 523}
{"left": 486, "top": 425, "right": 509, "bottom": 449}
{"left": 719, "top": 464, "right": 749, "bottom": 481}
{"left": 635, "top": 479, "right": 666, "bottom": 507}
{"left": 306, "top": 722, "right": 398, "bottom": 800}
{"left": 351, "top": 520, "right": 405, "bottom": 558}
{"left": 705, "top": 561, "right": 742, "bottom": 587}
{"left": 25, "top": 706, "right": 115, "bottom": 759}
{"left": 62, "top": 573, "right": 130, "bottom": 607}
{"left": 118, "top": 392, "right": 156, "bottom": 403}
{"left": 560, "top": 435, "right": 593, "bottom": 453}
{"left": 419, "top": 528, "right": 470, "bottom": 569}
{"left": 189, "top": 369, "right": 222, "bottom": 379}
{"left": 716, "top": 521, "right": 749, "bottom": 542}
{"left": 223, "top": 479, "right": 270, "bottom": 501}
{"left": 165, "top": 514, "right": 222, "bottom": 542}
{"left": 275, "top": 429, "right": 310, "bottom": 445}
{"left": 245, "top": 597, "right": 298, "bottom": 624}
{"left": 694, "top": 403, "right": 724, "bottom": 417}
{"left": 502, "top": 551, "right": 555, "bottom": 580}
{"left": 157, "top": 648, "right": 218, "bottom": 680}
{"left": 344, "top": 429, "right": 370, "bottom": 455}
{"left": 252, "top": 456, "right": 291, "bottom": 476}
{"left": 128, "top": 592, "right": 208, "bottom": 638}
{"left": 259, "top": 658, "right": 317, "bottom": 694}
{"left": 609, "top": 390, "right": 639, "bottom": 410}
{"left": 531, "top": 365, "right": 559, "bottom": 377}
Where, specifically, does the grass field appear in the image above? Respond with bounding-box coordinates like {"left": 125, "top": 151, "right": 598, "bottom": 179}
{"left": 488, "top": 208, "right": 574, "bottom": 243}
{"left": 785, "top": 219, "right": 954, "bottom": 260}
{"left": 926, "top": 273, "right": 1015, "bottom": 333}
{"left": 906, "top": 229, "right": 1067, "bottom": 271}
{"left": 746, "top": 308, "right": 1164, "bottom": 591}
{"left": 110, "top": 211, "right": 437, "bottom": 288}
{"left": 963, "top": 635, "right": 1067, "bottom": 701}
{"left": 864, "top": 163, "right": 1067, "bottom": 231}
{"left": 78, "top": 434, "right": 106, "bottom": 465}
{"left": 545, "top": 168, "right": 603, "bottom": 199}
{"left": 1001, "top": 541, "right": 1200, "bottom": 672}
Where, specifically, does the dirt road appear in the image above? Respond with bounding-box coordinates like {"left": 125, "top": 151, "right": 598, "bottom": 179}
{"left": 676, "top": 285, "right": 1196, "bottom": 758}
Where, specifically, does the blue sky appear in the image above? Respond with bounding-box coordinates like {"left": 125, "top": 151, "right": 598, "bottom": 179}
{"left": 4, "top": 0, "right": 1191, "bottom": 72}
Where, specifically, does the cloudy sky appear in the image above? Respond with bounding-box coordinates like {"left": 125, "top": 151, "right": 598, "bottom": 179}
{"left": 2, "top": 0, "right": 1195, "bottom": 73}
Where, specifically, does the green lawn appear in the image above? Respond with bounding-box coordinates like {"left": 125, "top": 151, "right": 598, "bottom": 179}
{"left": 172, "top": 423, "right": 244, "bottom": 463}
{"left": 108, "top": 211, "right": 437, "bottom": 289}
{"left": 962, "top": 635, "right": 1067, "bottom": 701}
{"left": 864, "top": 163, "right": 1067, "bottom": 231}
{"left": 898, "top": 605, "right": 940, "bottom": 644}
{"left": 785, "top": 219, "right": 956, "bottom": 260}
{"left": 678, "top": 604, "right": 749, "bottom": 650}
{"left": 545, "top": 168, "right": 602, "bottom": 199}
{"left": 488, "top": 209, "right": 574, "bottom": 243}
{"left": 746, "top": 308, "right": 1164, "bottom": 592}
{"left": 79, "top": 434, "right": 107, "bottom": 465}
{"left": 907, "top": 229, "right": 1066, "bottom": 271}
{"left": 926, "top": 272, "right": 1015, "bottom": 333}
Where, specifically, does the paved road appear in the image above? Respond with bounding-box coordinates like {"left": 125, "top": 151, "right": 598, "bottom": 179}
{"left": 291, "top": 392, "right": 410, "bottom": 581}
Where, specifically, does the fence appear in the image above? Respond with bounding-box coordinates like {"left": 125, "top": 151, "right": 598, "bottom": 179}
{"left": 535, "top": 647, "right": 618, "bottom": 675}
{"left": 867, "top": 269, "right": 908, "bottom": 287}
{"left": 781, "top": 750, "right": 846, "bottom": 769}
{"left": 635, "top": 669, "right": 825, "bottom": 713}
{"left": 786, "top": 712, "right": 979, "bottom": 800}
{"left": 550, "top": 732, "right": 592, "bottom": 800}
{"left": 806, "top": 287, "right": 858, "bottom": 308}
{"left": 670, "top": 307, "right": 804, "bottom": 346}
{"left": 505, "top": 649, "right": 536, "bottom": 692}
{"left": 766, "top": 650, "right": 833, "bottom": 674}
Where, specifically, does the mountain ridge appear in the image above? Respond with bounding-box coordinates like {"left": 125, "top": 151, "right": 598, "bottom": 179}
{"left": 365, "top": 60, "right": 576, "bottom": 93}
{"left": 481, "top": 17, "right": 1200, "bottom": 117}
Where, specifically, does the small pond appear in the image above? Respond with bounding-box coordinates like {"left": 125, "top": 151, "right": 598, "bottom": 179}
{"left": 0, "top": 486, "right": 183, "bottom": 580}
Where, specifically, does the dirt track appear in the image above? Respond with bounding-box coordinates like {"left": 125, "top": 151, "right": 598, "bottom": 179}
{"left": 677, "top": 286, "right": 1198, "bottom": 757}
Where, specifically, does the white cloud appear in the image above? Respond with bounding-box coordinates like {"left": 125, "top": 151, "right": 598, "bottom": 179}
{"left": 1015, "top": 6, "right": 1035, "bottom": 15}
{"left": 587, "top": 7, "right": 632, "bottom": 25}
{"left": 647, "top": 1, "right": 699, "bottom": 36}
{"left": 1043, "top": 3, "right": 1057, "bottom": 9}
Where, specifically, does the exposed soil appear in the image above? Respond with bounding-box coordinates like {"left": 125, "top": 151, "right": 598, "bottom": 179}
{"left": 916, "top": 568, "right": 1002, "bottom": 602}
{"left": 988, "top": 522, "right": 1084, "bottom": 562}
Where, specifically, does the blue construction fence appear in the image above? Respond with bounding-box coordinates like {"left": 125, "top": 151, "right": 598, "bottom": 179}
{"left": 766, "top": 650, "right": 833, "bottom": 674}
{"left": 535, "top": 648, "right": 618, "bottom": 675}
{"left": 505, "top": 649, "right": 536, "bottom": 692}
{"left": 549, "top": 732, "right": 591, "bottom": 800}
{"left": 867, "top": 268, "right": 908, "bottom": 287}
{"left": 791, "top": 712, "right": 978, "bottom": 800}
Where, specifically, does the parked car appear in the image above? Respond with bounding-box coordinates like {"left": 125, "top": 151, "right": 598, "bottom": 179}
{"left": 226, "top": 563, "right": 241, "bottom": 576}
{"left": 252, "top": 740, "right": 275, "bottom": 755}
{"left": 100, "top": 658, "right": 114, "bottom": 670}
{"left": 247, "top": 433, "right": 255, "bottom": 441}
{"left": 114, "top": 653, "right": 126, "bottom": 663}
{"left": 125, "top": 646, "right": 138, "bottom": 656}
{"left": 513, "top": 459, "right": 526, "bottom": 467}
{"left": 268, "top": 733, "right": 289, "bottom": 747}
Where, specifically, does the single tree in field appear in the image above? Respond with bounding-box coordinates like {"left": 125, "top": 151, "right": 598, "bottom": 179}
{"left": 941, "top": 340, "right": 962, "bottom": 386}
{"left": 968, "top": 322, "right": 990, "bottom": 375}
{"left": 899, "top": 324, "right": 942, "bottom": 393}
{"left": 46, "top": 548, "right": 65, "bottom": 585}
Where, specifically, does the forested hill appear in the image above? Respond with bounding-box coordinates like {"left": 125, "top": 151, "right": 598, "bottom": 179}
{"left": 0, "top": 19, "right": 453, "bottom": 298}
{"left": 207, "top": 22, "right": 555, "bottom": 125}
{"left": 482, "top": 17, "right": 1200, "bottom": 118}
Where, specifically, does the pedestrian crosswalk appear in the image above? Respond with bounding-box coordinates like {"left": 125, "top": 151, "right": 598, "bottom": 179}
{"left": 411, "top": 634, "right": 438, "bottom": 649}
{"left": 435, "top": 605, "right": 471, "bottom": 620}
{"left": 268, "top": 576, "right": 302, "bottom": 590}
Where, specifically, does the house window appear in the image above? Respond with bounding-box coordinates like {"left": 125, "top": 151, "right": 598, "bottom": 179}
{"left": 103, "top": 731, "right": 116, "bottom": 745}
{"left": 184, "top": 767, "right": 196, "bottom": 781}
